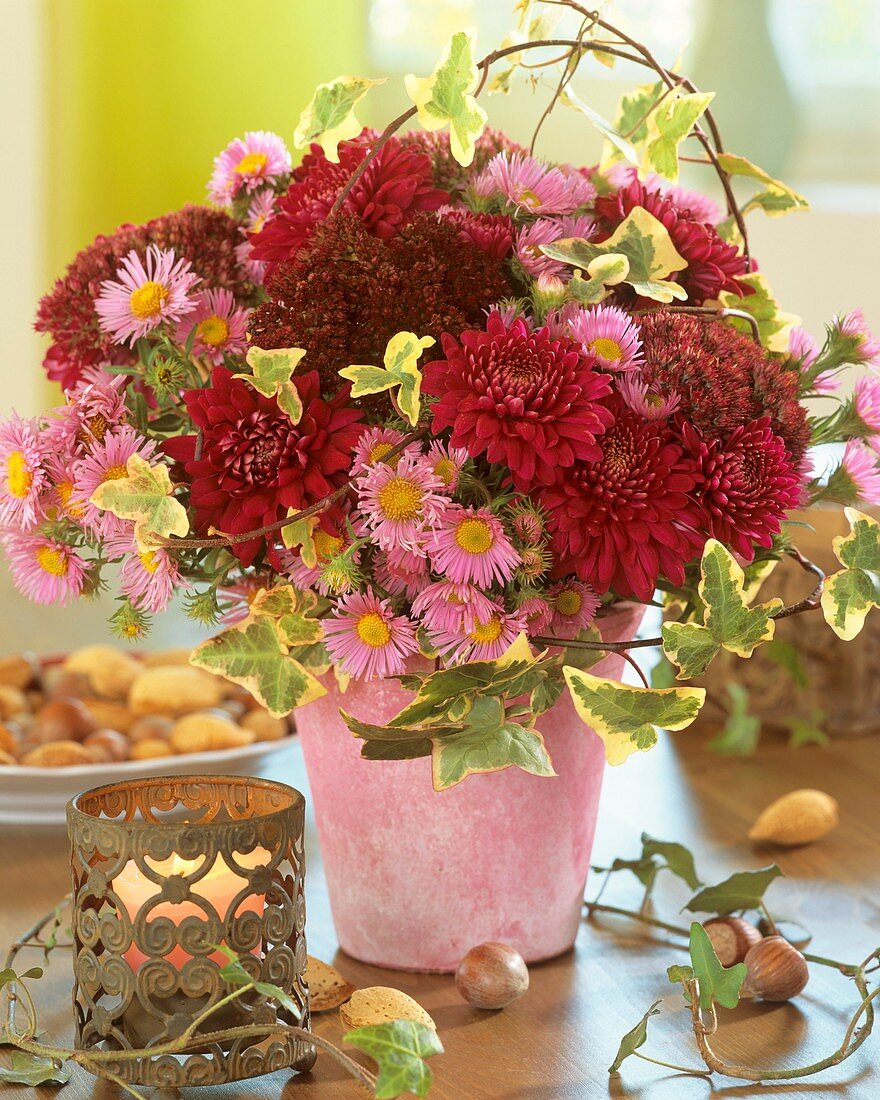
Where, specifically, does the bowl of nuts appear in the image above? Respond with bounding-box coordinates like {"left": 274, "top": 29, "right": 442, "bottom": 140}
{"left": 0, "top": 645, "right": 296, "bottom": 825}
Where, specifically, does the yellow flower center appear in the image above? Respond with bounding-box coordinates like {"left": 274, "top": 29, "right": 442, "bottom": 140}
{"left": 645, "top": 392, "right": 664, "bottom": 408}
{"left": 518, "top": 188, "right": 541, "bottom": 210}
{"left": 235, "top": 152, "right": 268, "bottom": 175}
{"left": 121, "top": 621, "right": 142, "bottom": 638}
{"left": 454, "top": 517, "right": 494, "bottom": 555}
{"left": 556, "top": 589, "right": 582, "bottom": 616}
{"left": 102, "top": 464, "right": 129, "bottom": 483}
{"left": 129, "top": 281, "right": 169, "bottom": 320}
{"left": 368, "top": 441, "right": 398, "bottom": 466}
{"left": 356, "top": 611, "right": 392, "bottom": 648}
{"left": 139, "top": 550, "right": 160, "bottom": 574}
{"left": 196, "top": 314, "right": 230, "bottom": 347}
{"left": 433, "top": 457, "right": 457, "bottom": 486}
{"left": 56, "top": 480, "right": 86, "bottom": 520}
{"left": 470, "top": 615, "right": 503, "bottom": 645}
{"left": 6, "top": 451, "right": 32, "bottom": 498}
{"left": 588, "top": 336, "right": 624, "bottom": 363}
{"left": 314, "top": 530, "right": 344, "bottom": 561}
{"left": 35, "top": 545, "right": 68, "bottom": 577}
{"left": 87, "top": 414, "right": 109, "bottom": 443}
{"left": 377, "top": 476, "right": 423, "bottom": 521}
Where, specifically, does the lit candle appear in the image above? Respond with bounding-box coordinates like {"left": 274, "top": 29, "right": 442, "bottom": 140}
{"left": 113, "top": 847, "right": 270, "bottom": 970}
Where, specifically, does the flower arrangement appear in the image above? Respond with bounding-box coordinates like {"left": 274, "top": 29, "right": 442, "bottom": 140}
{"left": 5, "top": 3, "right": 880, "bottom": 787}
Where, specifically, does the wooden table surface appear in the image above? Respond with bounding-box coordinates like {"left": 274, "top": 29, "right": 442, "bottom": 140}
{"left": 1, "top": 729, "right": 878, "bottom": 1099}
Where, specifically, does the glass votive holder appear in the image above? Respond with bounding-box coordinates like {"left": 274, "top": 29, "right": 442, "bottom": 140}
{"left": 66, "top": 774, "right": 315, "bottom": 1088}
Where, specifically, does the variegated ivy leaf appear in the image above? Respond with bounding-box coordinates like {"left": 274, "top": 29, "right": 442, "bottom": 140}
{"left": 563, "top": 668, "right": 705, "bottom": 766}
{"left": 487, "top": 9, "right": 559, "bottom": 95}
{"left": 642, "top": 90, "right": 714, "bottom": 182}
{"left": 191, "top": 615, "right": 326, "bottom": 718}
{"left": 235, "top": 346, "right": 307, "bottom": 424}
{"left": 90, "top": 455, "right": 188, "bottom": 550}
{"left": 715, "top": 272, "right": 799, "bottom": 353}
{"left": 404, "top": 29, "right": 488, "bottom": 167}
{"left": 716, "top": 152, "right": 809, "bottom": 217}
{"left": 541, "top": 207, "right": 688, "bottom": 304}
{"left": 339, "top": 331, "right": 435, "bottom": 427}
{"left": 248, "top": 583, "right": 323, "bottom": 648}
{"left": 293, "top": 75, "right": 386, "bottom": 162}
{"left": 662, "top": 540, "right": 783, "bottom": 679}
{"left": 281, "top": 510, "right": 321, "bottom": 562}
{"left": 567, "top": 255, "right": 631, "bottom": 305}
{"left": 559, "top": 87, "right": 638, "bottom": 166}
{"left": 599, "top": 79, "right": 666, "bottom": 170}
{"left": 821, "top": 508, "right": 880, "bottom": 640}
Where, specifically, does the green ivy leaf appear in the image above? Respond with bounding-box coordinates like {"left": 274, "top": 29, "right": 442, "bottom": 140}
{"left": 608, "top": 1000, "right": 661, "bottom": 1074}
{"left": 559, "top": 86, "right": 638, "bottom": 166}
{"left": 787, "top": 712, "right": 829, "bottom": 749}
{"left": 293, "top": 75, "right": 386, "bottom": 162}
{"left": 563, "top": 668, "right": 705, "bottom": 765}
{"left": 715, "top": 272, "right": 799, "bottom": 353}
{"left": 345, "top": 1020, "right": 444, "bottom": 1099}
{"left": 688, "top": 921, "right": 747, "bottom": 1010}
{"left": 763, "top": 638, "right": 808, "bottom": 688}
{"left": 641, "top": 834, "right": 701, "bottom": 889}
{"left": 661, "top": 540, "right": 783, "bottom": 679}
{"left": 708, "top": 682, "right": 761, "bottom": 755}
{"left": 667, "top": 963, "right": 695, "bottom": 988}
{"left": 642, "top": 90, "right": 714, "bottom": 181}
{"left": 405, "top": 29, "right": 488, "bottom": 167}
{"left": 600, "top": 80, "right": 665, "bottom": 169}
{"left": 566, "top": 255, "right": 631, "bottom": 305}
{"left": 716, "top": 152, "right": 809, "bottom": 218}
{"left": 89, "top": 455, "right": 188, "bottom": 551}
{"left": 235, "top": 346, "right": 307, "bottom": 424}
{"left": 281, "top": 511, "right": 320, "bottom": 560}
{"left": 821, "top": 508, "right": 880, "bottom": 639}
{"left": 0, "top": 1051, "right": 72, "bottom": 1087}
{"left": 339, "top": 331, "right": 435, "bottom": 426}
{"left": 685, "top": 865, "right": 783, "bottom": 916}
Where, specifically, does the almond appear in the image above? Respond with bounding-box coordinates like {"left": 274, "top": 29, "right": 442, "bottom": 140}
{"left": 749, "top": 788, "right": 839, "bottom": 846}
{"left": 339, "top": 987, "right": 435, "bottom": 1031}
{"left": 129, "top": 667, "right": 223, "bottom": 716}
{"left": 306, "top": 955, "right": 357, "bottom": 1012}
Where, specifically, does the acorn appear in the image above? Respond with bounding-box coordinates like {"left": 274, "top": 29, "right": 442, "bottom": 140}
{"left": 454, "top": 942, "right": 529, "bottom": 1010}
{"left": 742, "top": 935, "right": 809, "bottom": 1001}
{"left": 702, "top": 917, "right": 762, "bottom": 967}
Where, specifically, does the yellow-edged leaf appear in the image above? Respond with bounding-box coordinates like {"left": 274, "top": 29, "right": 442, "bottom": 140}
{"left": 294, "top": 76, "right": 386, "bottom": 162}
{"left": 89, "top": 455, "right": 188, "bottom": 551}
{"left": 235, "top": 346, "right": 307, "bottom": 423}
{"left": 339, "top": 331, "right": 434, "bottom": 426}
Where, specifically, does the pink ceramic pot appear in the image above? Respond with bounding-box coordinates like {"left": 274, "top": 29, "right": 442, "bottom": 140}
{"left": 297, "top": 603, "right": 645, "bottom": 972}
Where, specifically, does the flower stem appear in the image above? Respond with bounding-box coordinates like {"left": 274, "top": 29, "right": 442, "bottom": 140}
{"left": 585, "top": 901, "right": 690, "bottom": 939}
{"left": 633, "top": 1050, "right": 711, "bottom": 1076}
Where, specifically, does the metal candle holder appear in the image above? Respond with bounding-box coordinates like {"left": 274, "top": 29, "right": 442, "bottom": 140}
{"left": 67, "top": 775, "right": 315, "bottom": 1087}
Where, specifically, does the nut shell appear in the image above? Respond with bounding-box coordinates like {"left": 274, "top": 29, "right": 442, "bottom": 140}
{"left": 339, "top": 987, "right": 435, "bottom": 1031}
{"left": 31, "top": 697, "right": 97, "bottom": 743}
{"left": 22, "top": 740, "right": 94, "bottom": 767}
{"left": 455, "top": 942, "right": 529, "bottom": 1009}
{"left": 130, "top": 738, "right": 174, "bottom": 761}
{"left": 169, "top": 712, "right": 255, "bottom": 754}
{"left": 749, "top": 788, "right": 839, "bottom": 846}
{"left": 0, "top": 654, "right": 38, "bottom": 689}
{"left": 88, "top": 654, "right": 141, "bottom": 700}
{"left": 743, "top": 935, "right": 809, "bottom": 1001}
{"left": 702, "top": 917, "right": 762, "bottom": 967}
{"left": 0, "top": 723, "right": 20, "bottom": 756}
{"left": 128, "top": 667, "right": 223, "bottom": 716}
{"left": 83, "top": 728, "right": 130, "bottom": 763}
{"left": 128, "top": 715, "right": 174, "bottom": 743}
{"left": 0, "top": 685, "right": 28, "bottom": 721}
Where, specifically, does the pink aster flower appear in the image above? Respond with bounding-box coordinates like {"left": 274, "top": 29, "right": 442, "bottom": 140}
{"left": 547, "top": 580, "right": 600, "bottom": 638}
{"left": 617, "top": 375, "right": 681, "bottom": 420}
{"left": 71, "top": 427, "right": 156, "bottom": 536}
{"left": 514, "top": 214, "right": 595, "bottom": 279}
{"left": 488, "top": 300, "right": 532, "bottom": 330}
{"left": 352, "top": 426, "right": 421, "bottom": 475}
{"left": 208, "top": 130, "right": 292, "bottom": 206}
{"left": 842, "top": 440, "right": 880, "bottom": 505}
{"left": 285, "top": 524, "right": 357, "bottom": 594}
{"left": 518, "top": 594, "right": 554, "bottom": 637}
{"left": 95, "top": 246, "right": 199, "bottom": 347}
{"left": 322, "top": 587, "right": 420, "bottom": 681}
{"left": 2, "top": 531, "right": 86, "bottom": 606}
{"left": 570, "top": 305, "right": 644, "bottom": 372}
{"left": 358, "top": 453, "right": 446, "bottom": 555}
{"left": 411, "top": 580, "right": 497, "bottom": 634}
{"left": 235, "top": 236, "right": 266, "bottom": 286}
{"left": 425, "top": 441, "right": 468, "bottom": 493}
{"left": 106, "top": 534, "right": 181, "bottom": 614}
{"left": 245, "top": 189, "right": 278, "bottom": 233}
{"left": 477, "top": 152, "right": 593, "bottom": 215}
{"left": 429, "top": 505, "right": 520, "bottom": 587}
{"left": 605, "top": 165, "right": 721, "bottom": 224}
{"left": 0, "top": 415, "right": 48, "bottom": 530}
{"left": 431, "top": 598, "right": 528, "bottom": 663}
{"left": 43, "top": 453, "right": 86, "bottom": 524}
{"left": 833, "top": 309, "right": 880, "bottom": 367}
{"left": 789, "top": 326, "right": 819, "bottom": 369}
{"left": 854, "top": 375, "right": 880, "bottom": 435}
{"left": 176, "top": 288, "right": 249, "bottom": 365}
{"left": 373, "top": 546, "right": 430, "bottom": 599}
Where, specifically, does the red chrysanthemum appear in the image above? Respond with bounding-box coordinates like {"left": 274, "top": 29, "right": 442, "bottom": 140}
{"left": 248, "top": 213, "right": 515, "bottom": 398}
{"left": 681, "top": 417, "right": 802, "bottom": 559}
{"left": 164, "top": 367, "right": 363, "bottom": 567}
{"left": 637, "top": 311, "right": 811, "bottom": 463}
{"left": 400, "top": 127, "right": 528, "bottom": 192}
{"left": 423, "top": 312, "right": 613, "bottom": 491}
{"left": 440, "top": 209, "right": 514, "bottom": 259}
{"left": 250, "top": 130, "right": 448, "bottom": 266}
{"left": 36, "top": 206, "right": 254, "bottom": 388}
{"left": 594, "top": 179, "right": 750, "bottom": 305}
{"left": 537, "top": 396, "right": 704, "bottom": 600}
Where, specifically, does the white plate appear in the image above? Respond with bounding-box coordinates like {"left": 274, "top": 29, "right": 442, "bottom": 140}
{"left": 0, "top": 739, "right": 292, "bottom": 826}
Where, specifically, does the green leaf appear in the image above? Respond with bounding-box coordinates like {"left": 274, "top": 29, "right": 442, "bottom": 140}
{"left": 293, "top": 75, "right": 386, "bottom": 162}
{"left": 787, "top": 713, "right": 829, "bottom": 749}
{"left": 715, "top": 272, "right": 799, "bottom": 353}
{"left": 763, "top": 638, "right": 808, "bottom": 688}
{"left": 191, "top": 616, "right": 326, "bottom": 718}
{"left": 563, "top": 668, "right": 705, "bottom": 766}
{"left": 821, "top": 508, "right": 880, "bottom": 639}
{"left": 339, "top": 331, "right": 435, "bottom": 427}
{"left": 559, "top": 86, "right": 638, "bottom": 165}
{"left": 661, "top": 540, "right": 783, "bottom": 678}
{"left": 608, "top": 1000, "right": 661, "bottom": 1074}
{"left": 715, "top": 152, "right": 809, "bottom": 218}
{"left": 708, "top": 682, "right": 761, "bottom": 755}
{"left": 685, "top": 865, "right": 783, "bottom": 916}
{"left": 641, "top": 834, "right": 701, "bottom": 889}
{"left": 542, "top": 207, "right": 688, "bottom": 304}
{"left": 643, "top": 90, "right": 714, "bottom": 181}
{"left": 667, "top": 963, "right": 695, "bottom": 988}
{"left": 566, "top": 255, "right": 631, "bottom": 305}
{"left": 89, "top": 455, "right": 188, "bottom": 551}
{"left": 649, "top": 655, "right": 677, "bottom": 689}
{"left": 0, "top": 1051, "right": 72, "bottom": 1087}
{"left": 345, "top": 1020, "right": 443, "bottom": 1099}
{"left": 281, "top": 511, "right": 320, "bottom": 559}
{"left": 405, "top": 29, "right": 488, "bottom": 167}
{"left": 688, "top": 921, "right": 746, "bottom": 1010}
{"left": 600, "top": 80, "right": 665, "bottom": 169}
{"left": 235, "top": 346, "right": 308, "bottom": 424}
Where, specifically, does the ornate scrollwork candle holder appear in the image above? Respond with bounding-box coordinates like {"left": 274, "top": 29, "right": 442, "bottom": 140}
{"left": 66, "top": 774, "right": 315, "bottom": 1087}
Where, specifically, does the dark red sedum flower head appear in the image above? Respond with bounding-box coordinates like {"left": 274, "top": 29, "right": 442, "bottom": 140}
{"left": 423, "top": 312, "right": 614, "bottom": 491}
{"left": 164, "top": 367, "right": 362, "bottom": 567}
{"left": 537, "top": 396, "right": 705, "bottom": 601}
{"left": 250, "top": 130, "right": 449, "bottom": 266}
{"left": 681, "top": 417, "right": 803, "bottom": 560}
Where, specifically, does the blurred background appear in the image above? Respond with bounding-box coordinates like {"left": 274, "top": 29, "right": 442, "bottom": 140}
{"left": 1, "top": 0, "right": 878, "bottom": 653}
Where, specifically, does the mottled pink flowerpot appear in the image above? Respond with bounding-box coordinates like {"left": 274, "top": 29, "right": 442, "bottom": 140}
{"left": 297, "top": 603, "right": 645, "bottom": 972}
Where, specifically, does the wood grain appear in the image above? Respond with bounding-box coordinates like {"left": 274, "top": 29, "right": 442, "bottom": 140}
{"left": 1, "top": 731, "right": 878, "bottom": 1099}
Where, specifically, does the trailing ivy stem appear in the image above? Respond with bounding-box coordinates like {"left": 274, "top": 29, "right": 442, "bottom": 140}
{"left": 632, "top": 1050, "right": 711, "bottom": 1076}
{"left": 584, "top": 901, "right": 690, "bottom": 938}
{"left": 759, "top": 903, "right": 779, "bottom": 936}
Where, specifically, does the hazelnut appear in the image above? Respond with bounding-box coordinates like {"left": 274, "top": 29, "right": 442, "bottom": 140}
{"left": 31, "top": 697, "right": 97, "bottom": 743}
{"left": 130, "top": 738, "right": 174, "bottom": 761}
{"left": 22, "top": 740, "right": 94, "bottom": 767}
{"left": 83, "top": 728, "right": 130, "bottom": 763}
{"left": 742, "top": 936, "right": 809, "bottom": 1001}
{"left": 43, "top": 667, "right": 91, "bottom": 699}
{"left": 0, "top": 685, "right": 28, "bottom": 721}
{"left": 241, "top": 709, "right": 288, "bottom": 742}
{"left": 0, "top": 653, "right": 39, "bottom": 689}
{"left": 702, "top": 917, "right": 762, "bottom": 967}
{"left": 128, "top": 715, "right": 174, "bottom": 743}
{"left": 455, "top": 942, "right": 529, "bottom": 1009}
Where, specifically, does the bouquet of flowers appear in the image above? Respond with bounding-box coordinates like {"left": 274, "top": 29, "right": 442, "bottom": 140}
{"left": 4, "top": 4, "right": 880, "bottom": 786}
